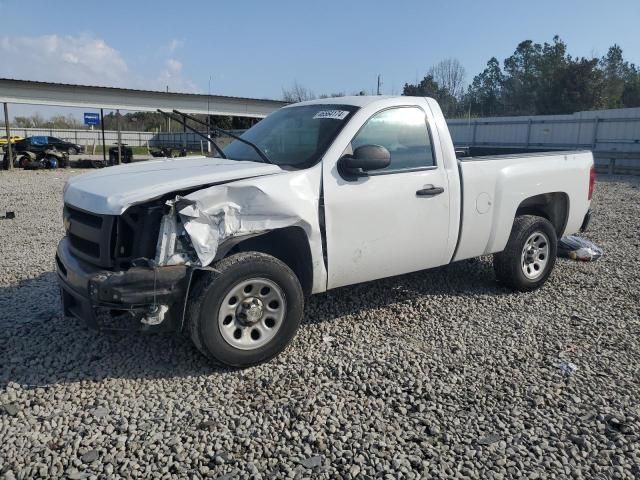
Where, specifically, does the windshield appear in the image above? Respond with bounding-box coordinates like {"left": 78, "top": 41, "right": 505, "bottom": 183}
{"left": 221, "top": 104, "right": 358, "bottom": 168}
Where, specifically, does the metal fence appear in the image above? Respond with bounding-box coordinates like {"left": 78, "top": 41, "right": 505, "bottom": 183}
{"left": 7, "top": 128, "right": 246, "bottom": 151}
{"left": 447, "top": 106, "right": 640, "bottom": 174}
{"left": 10, "top": 127, "right": 154, "bottom": 148}
{"left": 11, "top": 107, "right": 640, "bottom": 174}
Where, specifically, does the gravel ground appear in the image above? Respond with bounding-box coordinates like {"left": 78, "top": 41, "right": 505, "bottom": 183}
{"left": 1, "top": 169, "right": 639, "bottom": 479}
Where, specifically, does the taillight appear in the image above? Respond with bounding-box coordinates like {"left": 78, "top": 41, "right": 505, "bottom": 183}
{"left": 588, "top": 165, "right": 596, "bottom": 200}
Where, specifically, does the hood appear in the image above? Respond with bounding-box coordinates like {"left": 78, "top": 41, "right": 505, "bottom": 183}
{"left": 63, "top": 156, "right": 283, "bottom": 215}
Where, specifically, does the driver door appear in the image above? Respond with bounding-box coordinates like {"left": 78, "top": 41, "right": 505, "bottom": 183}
{"left": 323, "top": 106, "right": 451, "bottom": 289}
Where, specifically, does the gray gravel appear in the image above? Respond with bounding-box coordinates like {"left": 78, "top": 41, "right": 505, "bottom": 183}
{"left": 1, "top": 169, "right": 639, "bottom": 479}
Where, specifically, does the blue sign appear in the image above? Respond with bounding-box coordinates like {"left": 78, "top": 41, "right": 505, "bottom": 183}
{"left": 84, "top": 112, "right": 100, "bottom": 126}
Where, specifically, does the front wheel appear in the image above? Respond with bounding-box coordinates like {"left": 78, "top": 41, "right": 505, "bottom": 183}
{"left": 68, "top": 147, "right": 78, "bottom": 155}
{"left": 187, "top": 252, "right": 304, "bottom": 367}
{"left": 493, "top": 215, "right": 558, "bottom": 292}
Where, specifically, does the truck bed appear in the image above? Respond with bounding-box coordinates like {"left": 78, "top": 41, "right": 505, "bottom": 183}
{"left": 452, "top": 150, "right": 593, "bottom": 262}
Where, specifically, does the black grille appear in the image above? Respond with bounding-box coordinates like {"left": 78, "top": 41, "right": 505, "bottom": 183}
{"left": 64, "top": 202, "right": 165, "bottom": 269}
{"left": 69, "top": 233, "right": 100, "bottom": 257}
{"left": 64, "top": 204, "right": 116, "bottom": 268}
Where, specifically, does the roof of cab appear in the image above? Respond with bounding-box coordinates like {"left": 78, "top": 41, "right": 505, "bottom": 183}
{"left": 286, "top": 95, "right": 402, "bottom": 108}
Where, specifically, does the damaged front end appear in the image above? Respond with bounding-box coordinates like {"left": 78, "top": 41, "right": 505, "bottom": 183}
{"left": 57, "top": 197, "right": 196, "bottom": 332}
{"left": 57, "top": 169, "right": 323, "bottom": 332}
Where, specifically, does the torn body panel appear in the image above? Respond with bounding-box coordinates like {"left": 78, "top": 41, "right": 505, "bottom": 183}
{"left": 155, "top": 202, "right": 197, "bottom": 267}
{"left": 168, "top": 164, "right": 327, "bottom": 293}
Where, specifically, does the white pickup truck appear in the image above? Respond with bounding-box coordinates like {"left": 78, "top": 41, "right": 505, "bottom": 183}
{"left": 57, "top": 96, "right": 595, "bottom": 366}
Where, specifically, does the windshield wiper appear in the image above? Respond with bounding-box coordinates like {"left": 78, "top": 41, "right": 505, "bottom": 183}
{"left": 173, "top": 109, "right": 272, "bottom": 164}
{"left": 157, "top": 109, "right": 226, "bottom": 158}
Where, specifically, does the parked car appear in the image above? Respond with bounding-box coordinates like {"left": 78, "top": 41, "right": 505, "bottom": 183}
{"left": 14, "top": 135, "right": 83, "bottom": 155}
{"left": 0, "top": 134, "right": 24, "bottom": 146}
{"left": 57, "top": 96, "right": 594, "bottom": 367}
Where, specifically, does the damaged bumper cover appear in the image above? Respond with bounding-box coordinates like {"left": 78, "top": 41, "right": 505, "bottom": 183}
{"left": 56, "top": 237, "right": 189, "bottom": 331}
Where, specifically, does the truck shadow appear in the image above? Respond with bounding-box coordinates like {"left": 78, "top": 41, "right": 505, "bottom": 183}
{"left": 0, "top": 259, "right": 504, "bottom": 387}
{"left": 305, "top": 257, "right": 507, "bottom": 326}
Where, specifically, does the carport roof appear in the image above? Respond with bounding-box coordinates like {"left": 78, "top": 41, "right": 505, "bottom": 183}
{"left": 0, "top": 78, "right": 288, "bottom": 118}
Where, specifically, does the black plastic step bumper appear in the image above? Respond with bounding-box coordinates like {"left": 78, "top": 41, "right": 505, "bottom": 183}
{"left": 580, "top": 208, "right": 592, "bottom": 232}
{"left": 56, "top": 237, "right": 189, "bottom": 331}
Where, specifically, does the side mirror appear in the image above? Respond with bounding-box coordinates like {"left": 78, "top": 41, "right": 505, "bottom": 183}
{"left": 338, "top": 144, "right": 391, "bottom": 178}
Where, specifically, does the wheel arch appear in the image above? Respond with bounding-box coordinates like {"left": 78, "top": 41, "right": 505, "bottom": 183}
{"left": 213, "top": 226, "right": 314, "bottom": 297}
{"left": 514, "top": 192, "right": 569, "bottom": 238}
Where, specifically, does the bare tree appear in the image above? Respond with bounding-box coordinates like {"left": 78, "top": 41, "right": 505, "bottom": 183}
{"left": 282, "top": 81, "right": 316, "bottom": 102}
{"left": 429, "top": 58, "right": 466, "bottom": 98}
{"left": 318, "top": 92, "right": 345, "bottom": 99}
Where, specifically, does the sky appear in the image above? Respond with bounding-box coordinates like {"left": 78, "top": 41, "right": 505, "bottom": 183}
{"left": 1, "top": 0, "right": 639, "bottom": 118}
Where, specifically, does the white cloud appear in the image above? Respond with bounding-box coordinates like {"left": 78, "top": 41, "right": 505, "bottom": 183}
{"left": 167, "top": 39, "right": 183, "bottom": 54}
{"left": 0, "top": 34, "right": 128, "bottom": 87}
{"left": 166, "top": 58, "right": 182, "bottom": 74}
{"left": 155, "top": 58, "right": 198, "bottom": 93}
{"left": 0, "top": 34, "right": 199, "bottom": 93}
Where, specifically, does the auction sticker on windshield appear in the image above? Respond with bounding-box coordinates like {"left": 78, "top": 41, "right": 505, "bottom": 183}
{"left": 313, "top": 110, "right": 350, "bottom": 120}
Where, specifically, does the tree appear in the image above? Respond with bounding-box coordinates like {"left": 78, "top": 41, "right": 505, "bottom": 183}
{"left": 534, "top": 36, "right": 570, "bottom": 114}
{"left": 424, "top": 36, "right": 639, "bottom": 117}
{"left": 282, "top": 82, "right": 316, "bottom": 102}
{"left": 600, "top": 45, "right": 628, "bottom": 108}
{"left": 502, "top": 40, "right": 543, "bottom": 115}
{"left": 403, "top": 74, "right": 442, "bottom": 97}
{"left": 14, "top": 116, "right": 36, "bottom": 128}
{"left": 622, "top": 65, "right": 640, "bottom": 107}
{"left": 467, "top": 57, "right": 504, "bottom": 116}
{"left": 403, "top": 74, "right": 460, "bottom": 117}
{"left": 318, "top": 92, "right": 346, "bottom": 99}
{"left": 429, "top": 58, "right": 466, "bottom": 99}
{"left": 548, "top": 57, "right": 605, "bottom": 114}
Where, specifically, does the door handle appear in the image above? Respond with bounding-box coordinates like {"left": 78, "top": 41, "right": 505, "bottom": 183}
{"left": 416, "top": 185, "right": 444, "bottom": 197}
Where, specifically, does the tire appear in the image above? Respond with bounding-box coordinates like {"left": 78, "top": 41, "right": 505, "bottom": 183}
{"left": 493, "top": 215, "right": 557, "bottom": 292}
{"left": 187, "top": 252, "right": 304, "bottom": 367}
{"left": 19, "top": 155, "right": 31, "bottom": 169}
{"left": 68, "top": 147, "right": 77, "bottom": 155}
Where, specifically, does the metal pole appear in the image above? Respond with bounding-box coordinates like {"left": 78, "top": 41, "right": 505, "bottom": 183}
{"left": 182, "top": 114, "right": 187, "bottom": 154}
{"left": 207, "top": 115, "right": 212, "bottom": 154}
{"left": 3, "top": 103, "right": 13, "bottom": 170}
{"left": 525, "top": 119, "right": 532, "bottom": 149}
{"left": 591, "top": 117, "right": 600, "bottom": 151}
{"left": 575, "top": 117, "right": 583, "bottom": 149}
{"left": 100, "top": 108, "right": 107, "bottom": 164}
{"left": 116, "top": 109, "right": 122, "bottom": 165}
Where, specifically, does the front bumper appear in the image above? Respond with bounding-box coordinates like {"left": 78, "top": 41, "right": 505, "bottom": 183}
{"left": 56, "top": 237, "right": 189, "bottom": 331}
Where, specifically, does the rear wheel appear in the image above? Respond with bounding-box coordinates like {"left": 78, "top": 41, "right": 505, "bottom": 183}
{"left": 187, "top": 252, "right": 304, "bottom": 367}
{"left": 493, "top": 215, "right": 557, "bottom": 291}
